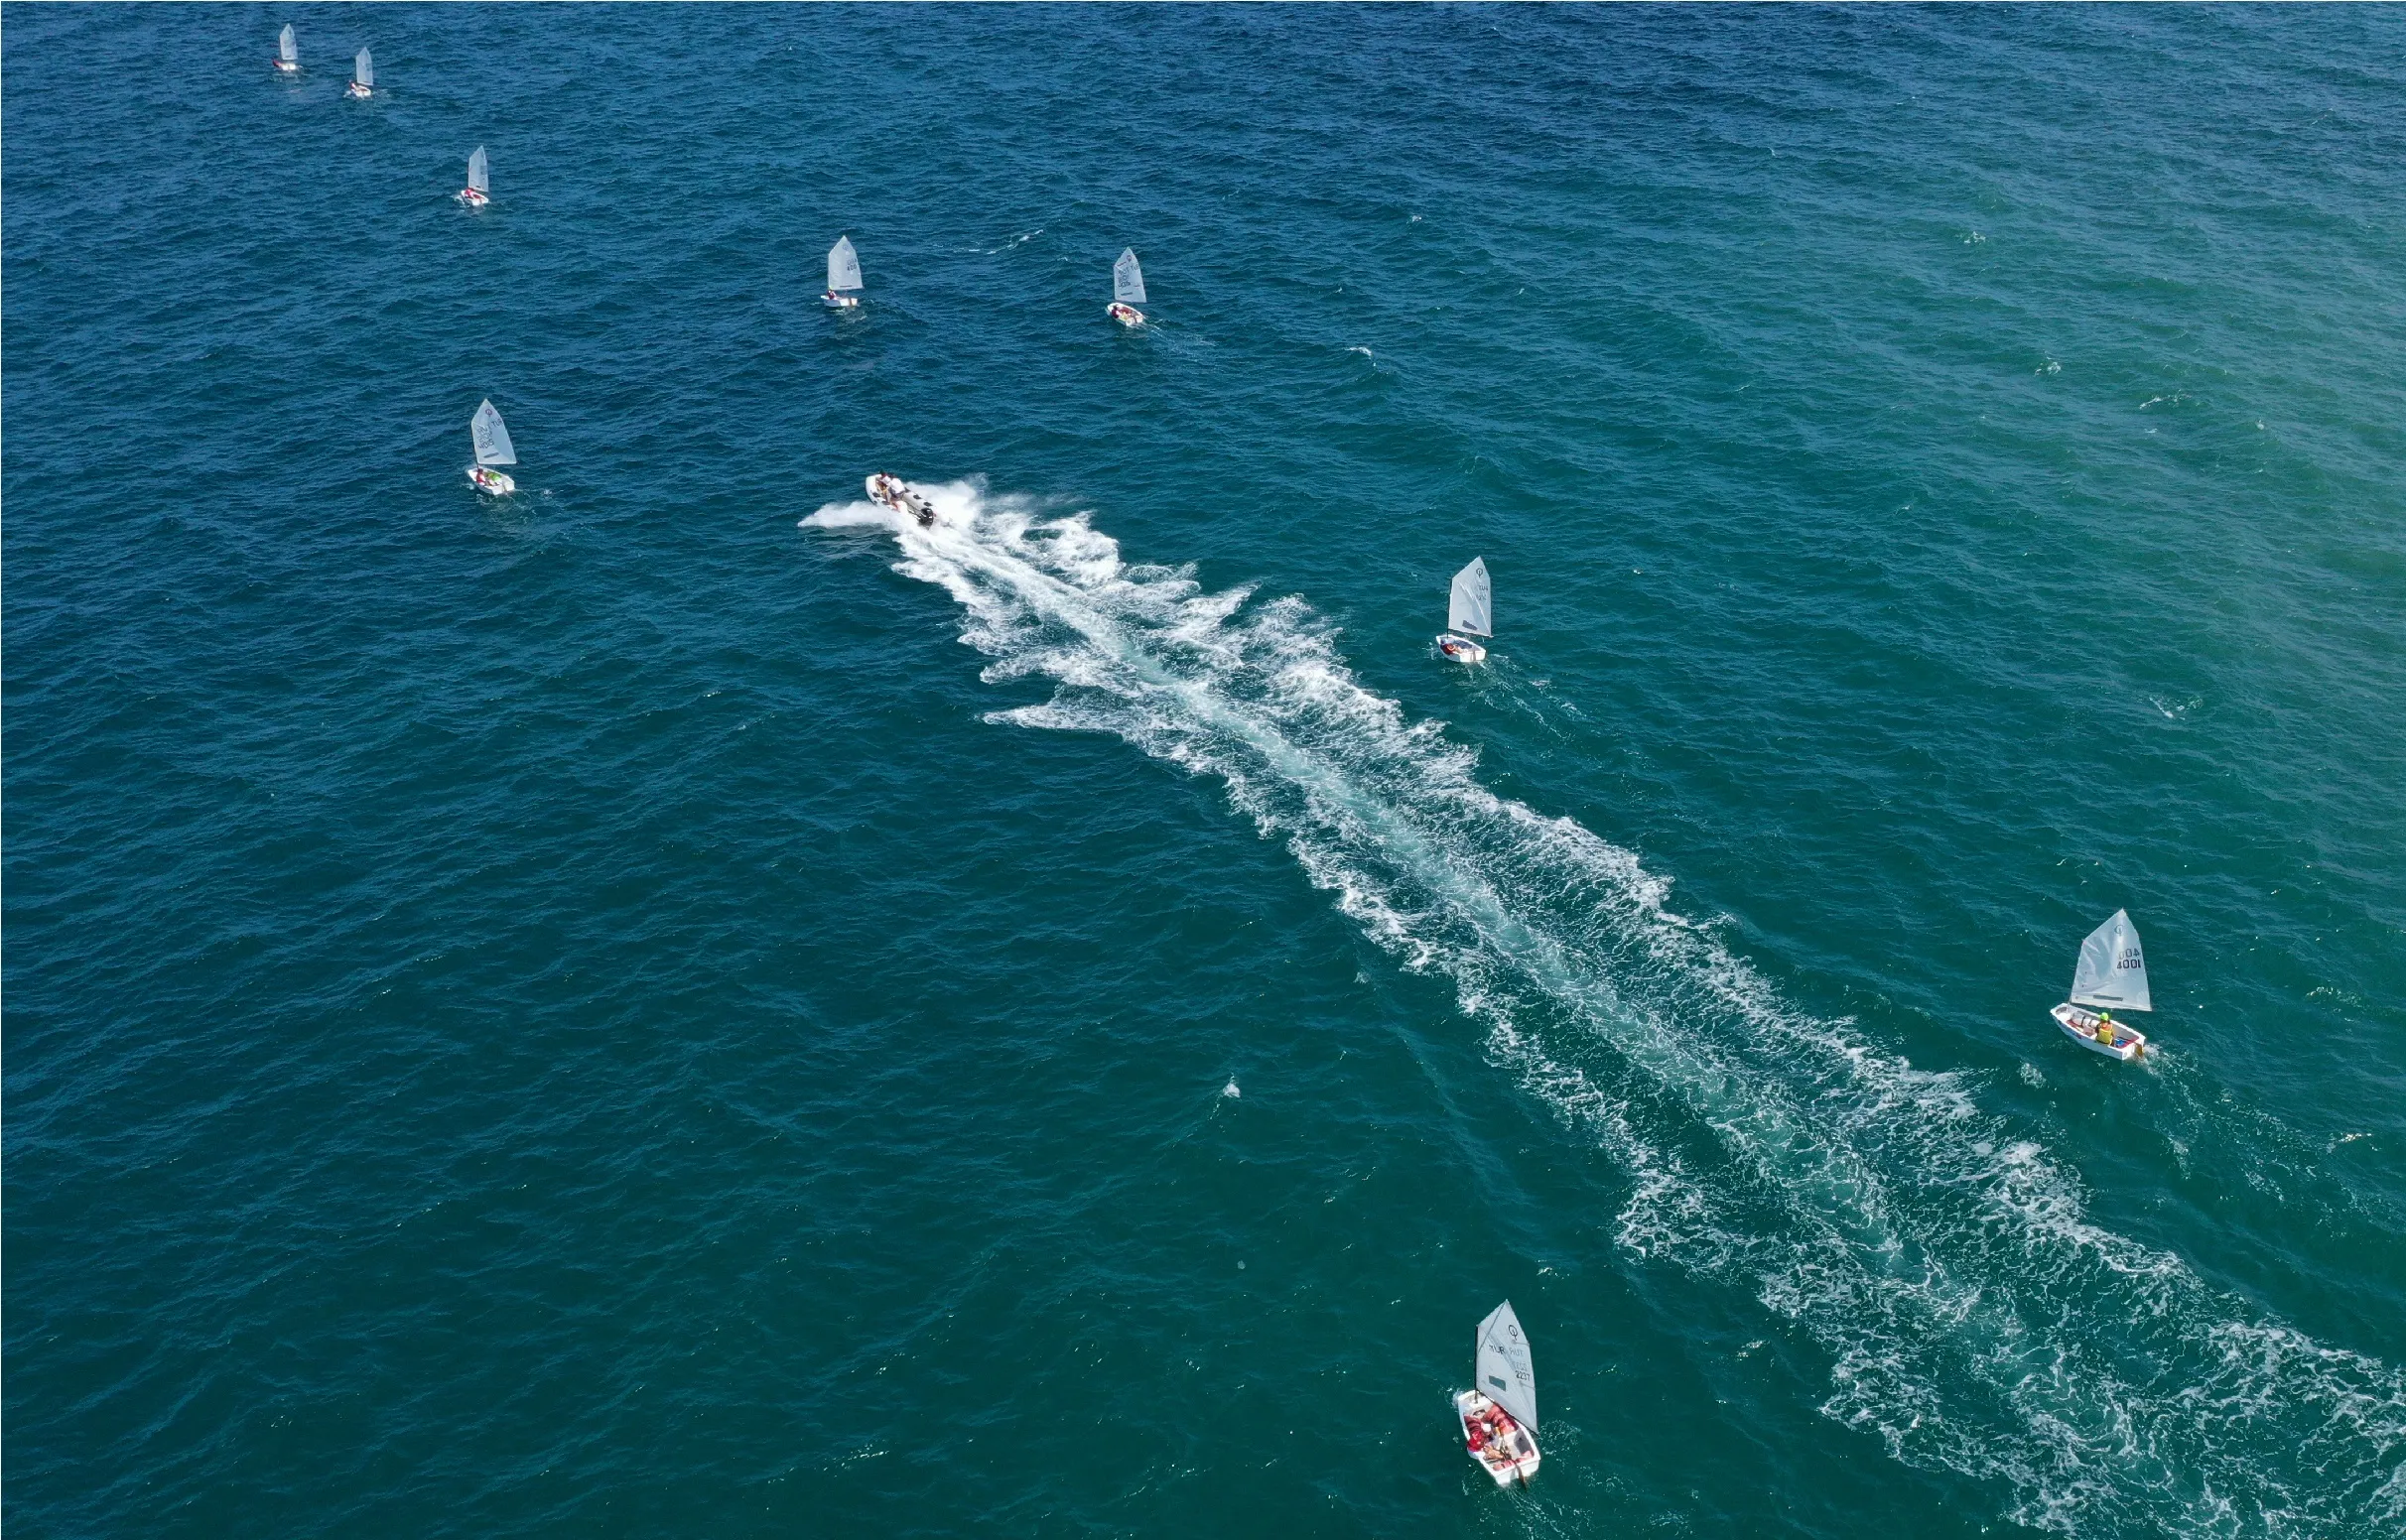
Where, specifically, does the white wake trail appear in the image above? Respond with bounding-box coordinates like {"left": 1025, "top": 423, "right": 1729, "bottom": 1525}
{"left": 804, "top": 484, "right": 2406, "bottom": 1536}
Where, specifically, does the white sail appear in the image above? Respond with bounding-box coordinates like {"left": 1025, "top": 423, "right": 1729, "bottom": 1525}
{"left": 1448, "top": 558, "right": 1493, "bottom": 637}
{"left": 467, "top": 147, "right": 489, "bottom": 194}
{"left": 1114, "top": 248, "right": 1147, "bottom": 306}
{"left": 827, "top": 236, "right": 862, "bottom": 294}
{"left": 470, "top": 400, "right": 516, "bottom": 467}
{"left": 353, "top": 47, "right": 373, "bottom": 88}
{"left": 279, "top": 24, "right": 297, "bottom": 64}
{"left": 2070, "top": 909, "right": 2151, "bottom": 1012}
{"left": 1474, "top": 1301, "right": 1537, "bottom": 1429}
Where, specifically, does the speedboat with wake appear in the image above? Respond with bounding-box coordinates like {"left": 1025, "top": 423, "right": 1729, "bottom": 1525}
{"left": 825, "top": 236, "right": 863, "bottom": 311}
{"left": 457, "top": 146, "right": 490, "bottom": 207}
{"left": 2050, "top": 908, "right": 2151, "bottom": 1061}
{"left": 1455, "top": 1300, "right": 1540, "bottom": 1486}
{"left": 1108, "top": 247, "right": 1146, "bottom": 326}
{"left": 867, "top": 473, "right": 936, "bottom": 527}
{"left": 467, "top": 399, "right": 517, "bottom": 496}
{"left": 273, "top": 24, "right": 300, "bottom": 73}
{"left": 345, "top": 46, "right": 374, "bottom": 99}
{"left": 1437, "top": 558, "right": 1491, "bottom": 663}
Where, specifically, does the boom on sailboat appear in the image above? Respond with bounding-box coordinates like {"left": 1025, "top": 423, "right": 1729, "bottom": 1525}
{"left": 1108, "top": 248, "right": 1147, "bottom": 327}
{"left": 467, "top": 399, "right": 517, "bottom": 496}
{"left": 2050, "top": 908, "right": 2151, "bottom": 1061}
{"left": 1454, "top": 1300, "right": 1540, "bottom": 1486}
{"left": 824, "top": 237, "right": 864, "bottom": 311}
{"left": 1437, "top": 558, "right": 1491, "bottom": 663}
{"left": 458, "top": 147, "right": 490, "bottom": 207}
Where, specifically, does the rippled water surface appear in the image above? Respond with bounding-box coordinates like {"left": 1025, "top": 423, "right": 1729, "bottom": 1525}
{"left": 9, "top": 6, "right": 2405, "bottom": 1536}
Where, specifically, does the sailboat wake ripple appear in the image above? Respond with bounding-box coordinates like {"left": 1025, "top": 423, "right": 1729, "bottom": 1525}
{"left": 803, "top": 483, "right": 2406, "bottom": 1535}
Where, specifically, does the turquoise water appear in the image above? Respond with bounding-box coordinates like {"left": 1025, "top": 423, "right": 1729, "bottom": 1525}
{"left": 8, "top": 6, "right": 2405, "bottom": 1535}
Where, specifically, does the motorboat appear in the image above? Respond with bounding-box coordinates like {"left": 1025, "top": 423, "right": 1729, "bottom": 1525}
{"left": 1437, "top": 558, "right": 1491, "bottom": 663}
{"left": 467, "top": 399, "right": 517, "bottom": 496}
{"left": 1108, "top": 247, "right": 1146, "bottom": 326}
{"left": 825, "top": 236, "right": 863, "bottom": 311}
{"left": 867, "top": 473, "right": 936, "bottom": 527}
{"left": 2052, "top": 909, "right": 2151, "bottom": 1061}
{"left": 1455, "top": 1300, "right": 1539, "bottom": 1486}
{"left": 457, "top": 146, "right": 490, "bottom": 207}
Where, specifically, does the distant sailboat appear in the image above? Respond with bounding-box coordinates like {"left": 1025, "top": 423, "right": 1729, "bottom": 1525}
{"left": 824, "top": 236, "right": 863, "bottom": 311}
{"left": 345, "top": 46, "right": 374, "bottom": 99}
{"left": 2050, "top": 909, "right": 2151, "bottom": 1061}
{"left": 467, "top": 399, "right": 517, "bottom": 496}
{"left": 1455, "top": 1301, "right": 1540, "bottom": 1486}
{"left": 1108, "top": 248, "right": 1146, "bottom": 327}
{"left": 273, "top": 23, "right": 300, "bottom": 73}
{"left": 1437, "top": 558, "right": 1491, "bottom": 663}
{"left": 458, "top": 146, "right": 490, "bottom": 207}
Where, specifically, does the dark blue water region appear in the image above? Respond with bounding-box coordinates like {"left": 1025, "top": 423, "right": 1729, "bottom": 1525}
{"left": 7, "top": 6, "right": 2403, "bottom": 1537}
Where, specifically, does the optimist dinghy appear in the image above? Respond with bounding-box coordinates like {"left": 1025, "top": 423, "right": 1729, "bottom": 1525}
{"left": 467, "top": 399, "right": 517, "bottom": 496}
{"left": 824, "top": 236, "right": 863, "bottom": 311}
{"left": 1455, "top": 1300, "right": 1540, "bottom": 1486}
{"left": 1437, "top": 558, "right": 1491, "bottom": 663}
{"left": 867, "top": 473, "right": 936, "bottom": 528}
{"left": 2051, "top": 909, "right": 2150, "bottom": 1061}
{"left": 1108, "top": 247, "right": 1147, "bottom": 326}
{"left": 273, "top": 24, "right": 300, "bottom": 73}
{"left": 345, "top": 46, "right": 374, "bottom": 98}
{"left": 458, "top": 147, "right": 490, "bottom": 207}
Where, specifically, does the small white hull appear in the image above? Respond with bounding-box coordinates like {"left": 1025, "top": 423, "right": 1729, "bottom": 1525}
{"left": 1437, "top": 633, "right": 1487, "bottom": 664}
{"left": 1455, "top": 1390, "right": 1538, "bottom": 1486}
{"left": 468, "top": 465, "right": 516, "bottom": 497}
{"left": 272, "top": 59, "right": 300, "bottom": 74}
{"left": 1108, "top": 302, "right": 1144, "bottom": 327}
{"left": 457, "top": 188, "right": 489, "bottom": 207}
{"left": 2053, "top": 1002, "right": 2145, "bottom": 1062}
{"left": 866, "top": 473, "right": 935, "bottom": 527}
{"left": 345, "top": 81, "right": 372, "bottom": 99}
{"left": 824, "top": 291, "right": 860, "bottom": 311}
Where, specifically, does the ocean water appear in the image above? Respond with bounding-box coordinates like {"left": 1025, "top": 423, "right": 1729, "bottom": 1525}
{"left": 8, "top": 5, "right": 2405, "bottom": 1536}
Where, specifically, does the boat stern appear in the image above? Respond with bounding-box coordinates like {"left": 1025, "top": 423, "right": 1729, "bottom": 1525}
{"left": 1454, "top": 1390, "right": 1539, "bottom": 1486}
{"left": 2052, "top": 1002, "right": 2144, "bottom": 1061}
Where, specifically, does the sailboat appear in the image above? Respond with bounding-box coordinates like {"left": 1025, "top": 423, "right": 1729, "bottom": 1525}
{"left": 345, "top": 46, "right": 374, "bottom": 99}
{"left": 1108, "top": 248, "right": 1146, "bottom": 326}
{"left": 273, "top": 24, "right": 300, "bottom": 73}
{"left": 467, "top": 399, "right": 517, "bottom": 496}
{"left": 1455, "top": 1301, "right": 1540, "bottom": 1486}
{"left": 1437, "top": 558, "right": 1491, "bottom": 663}
{"left": 458, "top": 147, "right": 490, "bottom": 207}
{"left": 866, "top": 473, "right": 936, "bottom": 528}
{"left": 824, "top": 236, "right": 863, "bottom": 311}
{"left": 2050, "top": 909, "right": 2151, "bottom": 1061}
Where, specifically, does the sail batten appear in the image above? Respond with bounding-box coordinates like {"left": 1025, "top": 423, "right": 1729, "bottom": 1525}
{"left": 467, "top": 147, "right": 489, "bottom": 194}
{"left": 279, "top": 25, "right": 297, "bottom": 64}
{"left": 1114, "top": 248, "right": 1146, "bottom": 306}
{"left": 470, "top": 400, "right": 516, "bottom": 467}
{"left": 2070, "top": 909, "right": 2151, "bottom": 1012}
{"left": 1474, "top": 1301, "right": 1537, "bottom": 1429}
{"left": 1448, "top": 558, "right": 1492, "bottom": 637}
{"left": 828, "top": 236, "right": 863, "bottom": 294}
{"left": 353, "top": 47, "right": 373, "bottom": 88}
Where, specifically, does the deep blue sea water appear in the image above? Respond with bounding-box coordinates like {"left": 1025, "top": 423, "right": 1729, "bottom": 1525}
{"left": 8, "top": 5, "right": 2406, "bottom": 1536}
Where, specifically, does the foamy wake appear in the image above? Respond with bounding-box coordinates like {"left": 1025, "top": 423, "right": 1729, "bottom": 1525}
{"left": 803, "top": 483, "right": 2406, "bottom": 1535}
